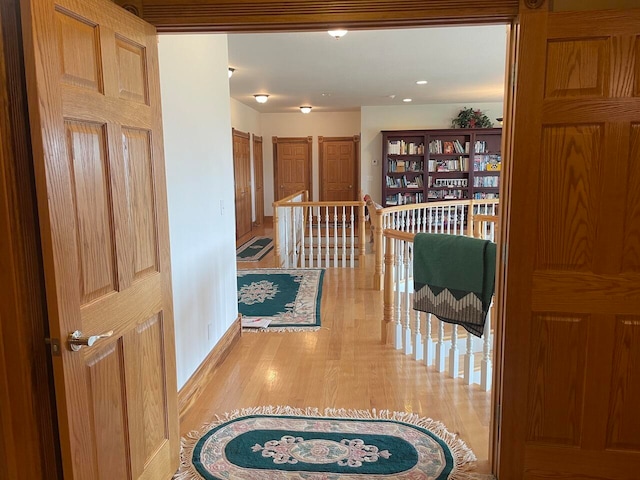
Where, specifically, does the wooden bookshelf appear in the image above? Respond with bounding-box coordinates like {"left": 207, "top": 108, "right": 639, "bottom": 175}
{"left": 381, "top": 128, "right": 501, "bottom": 206}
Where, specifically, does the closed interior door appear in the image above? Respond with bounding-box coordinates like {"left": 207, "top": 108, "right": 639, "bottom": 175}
{"left": 499, "top": 6, "right": 640, "bottom": 479}
{"left": 20, "top": 0, "right": 179, "bottom": 478}
{"left": 273, "top": 136, "right": 312, "bottom": 200}
{"left": 253, "top": 134, "right": 264, "bottom": 226}
{"left": 233, "top": 128, "right": 252, "bottom": 239}
{"left": 319, "top": 136, "right": 359, "bottom": 201}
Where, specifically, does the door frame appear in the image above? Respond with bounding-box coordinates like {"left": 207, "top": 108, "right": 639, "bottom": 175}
{"left": 232, "top": 128, "right": 253, "bottom": 240}
{"left": 252, "top": 133, "right": 264, "bottom": 226}
{"left": 272, "top": 135, "right": 313, "bottom": 201}
{"left": 318, "top": 135, "right": 360, "bottom": 201}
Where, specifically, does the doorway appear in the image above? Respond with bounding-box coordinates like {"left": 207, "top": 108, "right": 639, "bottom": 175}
{"left": 272, "top": 136, "right": 312, "bottom": 201}
{"left": 319, "top": 135, "right": 360, "bottom": 202}
{"left": 233, "top": 128, "right": 252, "bottom": 240}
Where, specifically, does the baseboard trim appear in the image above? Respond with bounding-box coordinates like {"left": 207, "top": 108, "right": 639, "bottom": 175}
{"left": 178, "top": 315, "right": 242, "bottom": 419}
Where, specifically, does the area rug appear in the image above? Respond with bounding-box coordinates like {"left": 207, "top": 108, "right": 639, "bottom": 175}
{"left": 237, "top": 268, "right": 324, "bottom": 332}
{"left": 175, "top": 406, "right": 477, "bottom": 480}
{"left": 236, "top": 236, "right": 274, "bottom": 262}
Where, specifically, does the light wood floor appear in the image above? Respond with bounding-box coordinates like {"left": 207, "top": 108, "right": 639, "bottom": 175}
{"left": 181, "top": 220, "right": 492, "bottom": 474}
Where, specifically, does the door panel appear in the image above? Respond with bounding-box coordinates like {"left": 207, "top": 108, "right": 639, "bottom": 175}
{"left": 233, "top": 128, "right": 252, "bottom": 239}
{"left": 500, "top": 5, "right": 640, "bottom": 479}
{"left": 20, "top": 0, "right": 179, "bottom": 478}
{"left": 273, "top": 136, "right": 312, "bottom": 200}
{"left": 319, "top": 136, "right": 359, "bottom": 202}
{"left": 253, "top": 134, "right": 264, "bottom": 226}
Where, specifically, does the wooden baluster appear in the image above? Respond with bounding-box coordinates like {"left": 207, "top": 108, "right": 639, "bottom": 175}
{"left": 481, "top": 301, "right": 493, "bottom": 392}
{"left": 273, "top": 205, "right": 280, "bottom": 267}
{"left": 446, "top": 205, "right": 451, "bottom": 235}
{"left": 325, "top": 206, "right": 330, "bottom": 267}
{"left": 316, "top": 207, "right": 322, "bottom": 267}
{"left": 394, "top": 238, "right": 403, "bottom": 350}
{"left": 308, "top": 206, "right": 314, "bottom": 267}
{"left": 435, "top": 318, "right": 446, "bottom": 372}
{"left": 449, "top": 325, "right": 460, "bottom": 379}
{"left": 403, "top": 240, "right": 412, "bottom": 355}
{"left": 466, "top": 203, "right": 473, "bottom": 238}
{"left": 358, "top": 202, "right": 366, "bottom": 268}
{"left": 374, "top": 209, "right": 384, "bottom": 290}
{"left": 413, "top": 310, "right": 424, "bottom": 362}
{"left": 427, "top": 208, "right": 433, "bottom": 233}
{"left": 463, "top": 331, "right": 475, "bottom": 385}
{"left": 382, "top": 235, "right": 395, "bottom": 345}
{"left": 301, "top": 206, "right": 306, "bottom": 268}
{"left": 424, "top": 313, "right": 434, "bottom": 367}
{"left": 333, "top": 206, "right": 338, "bottom": 267}
{"left": 342, "top": 206, "right": 347, "bottom": 268}
{"left": 350, "top": 206, "right": 355, "bottom": 268}
{"left": 283, "top": 208, "right": 290, "bottom": 268}
{"left": 291, "top": 207, "right": 296, "bottom": 267}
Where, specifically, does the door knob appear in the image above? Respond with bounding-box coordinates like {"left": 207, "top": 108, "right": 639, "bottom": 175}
{"left": 68, "top": 330, "right": 114, "bottom": 352}
{"left": 280, "top": 185, "right": 284, "bottom": 188}
{"left": 349, "top": 185, "right": 353, "bottom": 188}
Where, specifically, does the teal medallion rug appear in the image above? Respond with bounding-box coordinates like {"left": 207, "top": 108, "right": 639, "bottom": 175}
{"left": 237, "top": 269, "right": 324, "bottom": 332}
{"left": 236, "top": 237, "right": 274, "bottom": 262}
{"left": 175, "top": 406, "right": 477, "bottom": 480}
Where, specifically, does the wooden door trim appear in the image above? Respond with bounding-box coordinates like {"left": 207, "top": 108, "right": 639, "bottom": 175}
{"left": 252, "top": 133, "right": 264, "bottom": 226}
{"left": 113, "top": 0, "right": 518, "bottom": 32}
{"left": 232, "top": 127, "right": 250, "bottom": 140}
{"left": 272, "top": 135, "right": 313, "bottom": 201}
{"left": 318, "top": 135, "right": 360, "bottom": 201}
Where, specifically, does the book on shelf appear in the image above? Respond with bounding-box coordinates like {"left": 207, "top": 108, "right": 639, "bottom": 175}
{"left": 443, "top": 141, "right": 454, "bottom": 154}
{"left": 387, "top": 140, "right": 424, "bottom": 155}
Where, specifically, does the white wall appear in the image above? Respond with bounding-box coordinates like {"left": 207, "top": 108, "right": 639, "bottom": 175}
{"left": 261, "top": 111, "right": 361, "bottom": 215}
{"left": 360, "top": 102, "right": 504, "bottom": 203}
{"left": 158, "top": 34, "right": 238, "bottom": 389}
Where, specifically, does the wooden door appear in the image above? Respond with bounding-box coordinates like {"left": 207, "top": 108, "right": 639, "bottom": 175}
{"left": 319, "top": 135, "right": 359, "bottom": 201}
{"left": 273, "top": 136, "right": 312, "bottom": 200}
{"left": 20, "top": 0, "right": 179, "bottom": 478}
{"left": 233, "top": 128, "right": 252, "bottom": 239}
{"left": 499, "top": 4, "right": 640, "bottom": 478}
{"left": 253, "top": 134, "right": 264, "bottom": 226}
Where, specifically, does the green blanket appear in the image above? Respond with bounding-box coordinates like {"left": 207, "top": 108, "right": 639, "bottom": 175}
{"left": 412, "top": 233, "right": 496, "bottom": 337}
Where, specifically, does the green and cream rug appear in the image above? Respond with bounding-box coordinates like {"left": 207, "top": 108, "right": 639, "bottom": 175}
{"left": 175, "top": 406, "right": 477, "bottom": 480}
{"left": 237, "top": 268, "right": 324, "bottom": 332}
{"left": 236, "top": 236, "right": 274, "bottom": 262}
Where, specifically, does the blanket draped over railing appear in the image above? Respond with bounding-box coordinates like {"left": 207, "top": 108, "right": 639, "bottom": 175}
{"left": 413, "top": 233, "right": 496, "bottom": 337}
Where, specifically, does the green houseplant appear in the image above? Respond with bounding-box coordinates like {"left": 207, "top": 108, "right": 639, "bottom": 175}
{"left": 451, "top": 107, "right": 494, "bottom": 128}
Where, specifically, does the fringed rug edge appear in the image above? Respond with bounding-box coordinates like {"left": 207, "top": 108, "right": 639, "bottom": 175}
{"left": 174, "top": 405, "right": 478, "bottom": 480}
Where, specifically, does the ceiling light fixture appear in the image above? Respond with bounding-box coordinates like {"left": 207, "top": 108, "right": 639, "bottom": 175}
{"left": 254, "top": 94, "right": 269, "bottom": 103}
{"left": 416, "top": 80, "right": 428, "bottom": 85}
{"left": 300, "top": 106, "right": 312, "bottom": 114}
{"left": 403, "top": 98, "right": 412, "bottom": 102}
{"left": 228, "top": 67, "right": 235, "bottom": 78}
{"left": 328, "top": 29, "right": 348, "bottom": 39}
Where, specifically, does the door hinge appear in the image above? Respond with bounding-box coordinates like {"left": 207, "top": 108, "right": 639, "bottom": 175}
{"left": 44, "top": 337, "right": 62, "bottom": 356}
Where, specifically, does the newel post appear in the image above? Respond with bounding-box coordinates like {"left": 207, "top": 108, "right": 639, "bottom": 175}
{"left": 358, "top": 202, "right": 366, "bottom": 267}
{"left": 272, "top": 202, "right": 281, "bottom": 267}
{"left": 374, "top": 209, "right": 384, "bottom": 290}
{"left": 382, "top": 234, "right": 395, "bottom": 345}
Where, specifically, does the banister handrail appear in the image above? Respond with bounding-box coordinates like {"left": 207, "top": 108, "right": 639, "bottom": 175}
{"left": 383, "top": 229, "right": 416, "bottom": 242}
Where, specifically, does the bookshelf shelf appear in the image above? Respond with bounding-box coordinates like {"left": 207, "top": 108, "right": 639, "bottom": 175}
{"left": 382, "top": 128, "right": 502, "bottom": 206}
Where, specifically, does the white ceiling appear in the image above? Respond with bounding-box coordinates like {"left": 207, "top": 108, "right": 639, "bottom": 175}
{"left": 227, "top": 25, "right": 508, "bottom": 114}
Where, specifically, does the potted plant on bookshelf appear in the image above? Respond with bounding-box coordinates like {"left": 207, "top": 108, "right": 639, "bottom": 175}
{"left": 451, "top": 107, "right": 494, "bottom": 128}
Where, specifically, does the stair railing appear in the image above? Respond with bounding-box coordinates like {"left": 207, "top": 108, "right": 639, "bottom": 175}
{"left": 273, "top": 190, "right": 366, "bottom": 268}
{"left": 381, "top": 212, "right": 499, "bottom": 391}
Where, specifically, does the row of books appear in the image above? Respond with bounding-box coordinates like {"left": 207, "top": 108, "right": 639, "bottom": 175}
{"left": 385, "top": 192, "right": 424, "bottom": 205}
{"left": 427, "top": 189, "right": 468, "bottom": 200}
{"left": 474, "top": 141, "right": 494, "bottom": 153}
{"left": 433, "top": 177, "right": 468, "bottom": 188}
{"left": 429, "top": 139, "right": 469, "bottom": 154}
{"left": 388, "top": 140, "right": 424, "bottom": 155}
{"left": 473, "top": 192, "right": 499, "bottom": 200}
{"left": 428, "top": 157, "right": 469, "bottom": 172}
{"left": 474, "top": 154, "right": 501, "bottom": 171}
{"left": 386, "top": 175, "right": 424, "bottom": 188}
{"left": 474, "top": 176, "right": 500, "bottom": 188}
{"left": 387, "top": 159, "right": 423, "bottom": 172}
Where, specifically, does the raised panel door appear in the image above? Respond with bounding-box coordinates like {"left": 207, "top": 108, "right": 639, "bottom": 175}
{"left": 233, "top": 128, "right": 251, "bottom": 239}
{"left": 253, "top": 134, "right": 264, "bottom": 226}
{"left": 319, "top": 136, "right": 359, "bottom": 202}
{"left": 21, "top": 0, "right": 179, "bottom": 478}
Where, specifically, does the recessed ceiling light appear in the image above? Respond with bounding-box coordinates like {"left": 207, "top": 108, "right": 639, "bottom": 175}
{"left": 403, "top": 98, "right": 412, "bottom": 102}
{"left": 321, "top": 93, "right": 332, "bottom": 97}
{"left": 254, "top": 94, "right": 269, "bottom": 103}
{"left": 228, "top": 67, "right": 235, "bottom": 78}
{"left": 327, "top": 29, "right": 348, "bottom": 39}
{"left": 300, "top": 106, "right": 312, "bottom": 114}
{"left": 388, "top": 95, "right": 396, "bottom": 99}
{"left": 416, "top": 80, "right": 428, "bottom": 85}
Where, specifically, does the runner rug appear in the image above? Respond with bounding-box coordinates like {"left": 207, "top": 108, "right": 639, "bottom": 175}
{"left": 175, "top": 406, "right": 477, "bottom": 480}
{"left": 237, "top": 268, "right": 324, "bottom": 332}
{"left": 236, "top": 236, "right": 274, "bottom": 262}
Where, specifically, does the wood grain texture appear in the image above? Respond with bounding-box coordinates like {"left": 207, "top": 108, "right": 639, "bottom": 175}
{"left": 319, "top": 136, "right": 359, "bottom": 202}
{"left": 0, "top": 0, "right": 60, "bottom": 477}
{"left": 536, "top": 124, "right": 601, "bottom": 271}
{"left": 233, "top": 128, "right": 252, "bottom": 239}
{"left": 21, "top": 0, "right": 179, "bottom": 477}
{"left": 606, "top": 316, "right": 640, "bottom": 450}
{"left": 622, "top": 123, "right": 640, "bottom": 271}
{"left": 273, "top": 136, "right": 312, "bottom": 201}
{"left": 253, "top": 134, "right": 264, "bottom": 226}
{"left": 526, "top": 314, "right": 587, "bottom": 446}
{"left": 178, "top": 315, "right": 242, "bottom": 420}
{"left": 117, "top": 0, "right": 518, "bottom": 32}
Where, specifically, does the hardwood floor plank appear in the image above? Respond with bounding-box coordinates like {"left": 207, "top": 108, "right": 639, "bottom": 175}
{"left": 182, "top": 218, "right": 492, "bottom": 474}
